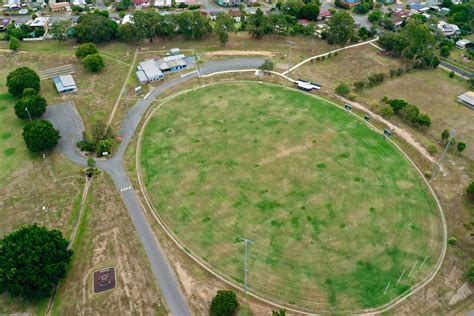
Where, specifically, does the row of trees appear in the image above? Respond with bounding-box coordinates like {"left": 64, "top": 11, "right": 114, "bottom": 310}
{"left": 76, "top": 42, "right": 105, "bottom": 72}
{"left": 6, "top": 67, "right": 61, "bottom": 153}
{"left": 382, "top": 98, "right": 431, "bottom": 128}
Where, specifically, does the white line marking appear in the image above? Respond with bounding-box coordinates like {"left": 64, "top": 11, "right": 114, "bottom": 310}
{"left": 396, "top": 268, "right": 406, "bottom": 286}
{"left": 383, "top": 281, "right": 391, "bottom": 295}
{"left": 120, "top": 186, "right": 132, "bottom": 192}
{"left": 407, "top": 260, "right": 419, "bottom": 278}
{"left": 181, "top": 71, "right": 197, "bottom": 77}
{"left": 419, "top": 256, "right": 429, "bottom": 270}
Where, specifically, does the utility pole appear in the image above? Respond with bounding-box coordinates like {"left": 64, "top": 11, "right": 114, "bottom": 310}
{"left": 239, "top": 237, "right": 254, "bottom": 296}
{"left": 287, "top": 41, "right": 295, "bottom": 87}
{"left": 431, "top": 128, "right": 456, "bottom": 180}
{"left": 25, "top": 107, "right": 32, "bottom": 121}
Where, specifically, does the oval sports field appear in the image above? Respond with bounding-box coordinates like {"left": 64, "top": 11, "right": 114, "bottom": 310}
{"left": 138, "top": 82, "right": 444, "bottom": 312}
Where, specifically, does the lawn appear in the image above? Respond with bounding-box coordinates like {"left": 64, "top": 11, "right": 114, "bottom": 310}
{"left": 139, "top": 82, "right": 444, "bottom": 312}
{"left": 357, "top": 69, "right": 474, "bottom": 158}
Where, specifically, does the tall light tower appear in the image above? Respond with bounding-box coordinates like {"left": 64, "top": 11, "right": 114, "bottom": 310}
{"left": 431, "top": 128, "right": 456, "bottom": 180}
{"left": 287, "top": 40, "right": 295, "bottom": 86}
{"left": 238, "top": 237, "right": 254, "bottom": 296}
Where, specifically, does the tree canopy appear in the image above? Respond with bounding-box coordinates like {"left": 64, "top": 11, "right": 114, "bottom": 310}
{"left": 75, "top": 42, "right": 98, "bottom": 59}
{"left": 50, "top": 20, "right": 72, "bottom": 42}
{"left": 83, "top": 53, "right": 105, "bottom": 72}
{"left": 326, "top": 11, "right": 356, "bottom": 46}
{"left": 210, "top": 290, "right": 238, "bottom": 316}
{"left": 247, "top": 8, "right": 267, "bottom": 38}
{"left": 176, "top": 11, "right": 212, "bottom": 39}
{"left": 14, "top": 94, "right": 47, "bottom": 120}
{"left": 6, "top": 67, "right": 41, "bottom": 97}
{"left": 9, "top": 36, "right": 20, "bottom": 51}
{"left": 22, "top": 119, "right": 61, "bottom": 152}
{"left": 75, "top": 13, "right": 117, "bottom": 43}
{"left": 0, "top": 224, "right": 72, "bottom": 299}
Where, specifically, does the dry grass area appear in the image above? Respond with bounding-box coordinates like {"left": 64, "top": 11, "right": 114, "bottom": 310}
{"left": 357, "top": 69, "right": 474, "bottom": 158}
{"left": 289, "top": 45, "right": 404, "bottom": 91}
{"left": 51, "top": 174, "right": 166, "bottom": 315}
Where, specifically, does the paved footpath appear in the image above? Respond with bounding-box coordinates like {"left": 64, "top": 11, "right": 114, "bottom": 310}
{"left": 47, "top": 58, "right": 264, "bottom": 316}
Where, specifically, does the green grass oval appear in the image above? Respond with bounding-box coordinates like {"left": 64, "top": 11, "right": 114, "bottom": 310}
{"left": 140, "top": 82, "right": 443, "bottom": 312}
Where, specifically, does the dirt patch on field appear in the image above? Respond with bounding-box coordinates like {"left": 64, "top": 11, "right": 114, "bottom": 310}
{"left": 205, "top": 50, "right": 275, "bottom": 58}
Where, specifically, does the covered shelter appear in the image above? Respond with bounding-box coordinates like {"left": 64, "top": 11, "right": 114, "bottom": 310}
{"left": 53, "top": 75, "right": 77, "bottom": 93}
{"left": 457, "top": 91, "right": 474, "bottom": 110}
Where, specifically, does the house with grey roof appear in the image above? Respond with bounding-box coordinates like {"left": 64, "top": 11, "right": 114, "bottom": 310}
{"left": 53, "top": 75, "right": 77, "bottom": 93}
{"left": 136, "top": 59, "right": 164, "bottom": 84}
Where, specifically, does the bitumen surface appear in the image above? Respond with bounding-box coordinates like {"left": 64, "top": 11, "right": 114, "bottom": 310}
{"left": 48, "top": 58, "right": 264, "bottom": 316}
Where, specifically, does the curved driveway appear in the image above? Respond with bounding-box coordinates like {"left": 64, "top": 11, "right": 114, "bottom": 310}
{"left": 47, "top": 58, "right": 264, "bottom": 316}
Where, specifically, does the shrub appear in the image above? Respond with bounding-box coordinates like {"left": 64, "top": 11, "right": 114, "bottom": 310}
{"left": 9, "top": 36, "right": 20, "bottom": 51}
{"left": 6, "top": 67, "right": 41, "bottom": 97}
{"left": 456, "top": 142, "right": 466, "bottom": 153}
{"left": 440, "top": 45, "right": 450, "bottom": 57}
{"left": 449, "top": 71, "right": 455, "bottom": 78}
{"left": 467, "top": 262, "right": 474, "bottom": 283}
{"left": 14, "top": 94, "right": 47, "bottom": 120}
{"left": 97, "top": 139, "right": 112, "bottom": 156}
{"left": 448, "top": 236, "right": 457, "bottom": 245}
{"left": 388, "top": 99, "right": 408, "bottom": 114}
{"left": 353, "top": 80, "right": 366, "bottom": 90}
{"left": 22, "top": 120, "right": 61, "bottom": 153}
{"left": 210, "top": 290, "right": 238, "bottom": 316}
{"left": 427, "top": 144, "right": 437, "bottom": 155}
{"left": 467, "top": 182, "right": 474, "bottom": 197}
{"left": 75, "top": 42, "right": 98, "bottom": 59}
{"left": 83, "top": 53, "right": 105, "bottom": 72}
{"left": 380, "top": 106, "right": 394, "bottom": 118}
{"left": 87, "top": 157, "right": 96, "bottom": 167}
{"left": 77, "top": 140, "right": 96, "bottom": 152}
{"left": 424, "top": 170, "right": 432, "bottom": 179}
{"left": 335, "top": 83, "right": 351, "bottom": 96}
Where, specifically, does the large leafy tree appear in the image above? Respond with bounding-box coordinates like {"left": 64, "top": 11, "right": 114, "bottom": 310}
{"left": 210, "top": 290, "right": 238, "bottom": 316}
{"left": 50, "top": 20, "right": 72, "bottom": 42}
{"left": 215, "top": 13, "right": 235, "bottom": 46}
{"left": 14, "top": 94, "right": 47, "bottom": 119}
{"left": 22, "top": 119, "right": 61, "bottom": 153}
{"left": 247, "top": 8, "right": 267, "bottom": 38}
{"left": 75, "top": 42, "right": 98, "bottom": 59}
{"left": 0, "top": 224, "right": 72, "bottom": 299}
{"left": 326, "top": 11, "right": 356, "bottom": 46}
{"left": 75, "top": 13, "right": 118, "bottom": 43}
{"left": 176, "top": 11, "right": 212, "bottom": 39}
{"left": 400, "top": 20, "right": 436, "bottom": 59}
{"left": 132, "top": 10, "right": 162, "bottom": 42}
{"left": 6, "top": 67, "right": 40, "bottom": 97}
{"left": 83, "top": 53, "right": 105, "bottom": 72}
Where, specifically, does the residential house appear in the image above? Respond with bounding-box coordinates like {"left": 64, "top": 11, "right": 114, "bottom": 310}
{"left": 53, "top": 75, "right": 78, "bottom": 93}
{"left": 393, "top": 8, "right": 412, "bottom": 19}
{"left": 243, "top": 0, "right": 257, "bottom": 5}
{"left": 338, "top": 0, "right": 360, "bottom": 8}
{"left": 297, "top": 19, "right": 310, "bottom": 27}
{"left": 318, "top": 10, "right": 331, "bottom": 20}
{"left": 72, "top": 0, "right": 86, "bottom": 7}
{"left": 409, "top": 3, "right": 429, "bottom": 13}
{"left": 49, "top": 2, "right": 71, "bottom": 11}
{"left": 0, "top": 18, "right": 11, "bottom": 31}
{"left": 216, "top": 0, "right": 240, "bottom": 7}
{"left": 229, "top": 9, "right": 241, "bottom": 22}
{"left": 456, "top": 39, "right": 471, "bottom": 49}
{"left": 30, "top": 16, "right": 50, "bottom": 30}
{"left": 154, "top": 0, "right": 172, "bottom": 7}
{"left": 457, "top": 91, "right": 474, "bottom": 110}
{"left": 209, "top": 10, "right": 224, "bottom": 20}
{"left": 134, "top": 0, "right": 150, "bottom": 7}
{"left": 437, "top": 21, "right": 460, "bottom": 36}
{"left": 136, "top": 59, "right": 164, "bottom": 84}
{"left": 377, "top": 0, "right": 395, "bottom": 4}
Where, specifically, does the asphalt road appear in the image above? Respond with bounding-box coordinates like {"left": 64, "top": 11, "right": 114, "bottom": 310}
{"left": 48, "top": 58, "right": 264, "bottom": 316}
{"left": 439, "top": 60, "right": 473, "bottom": 79}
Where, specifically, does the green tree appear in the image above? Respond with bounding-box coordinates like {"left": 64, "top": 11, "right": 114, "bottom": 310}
{"left": 456, "top": 142, "right": 466, "bottom": 153}
{"left": 83, "top": 53, "right": 105, "bottom": 72}
{"left": 468, "top": 77, "right": 474, "bottom": 89}
{"left": 335, "top": 83, "right": 350, "bottom": 96}
{"left": 6, "top": 67, "right": 41, "bottom": 97}
{"left": 272, "top": 309, "right": 286, "bottom": 316}
{"left": 388, "top": 99, "right": 408, "bottom": 114}
{"left": 132, "top": 10, "right": 162, "bottom": 42}
{"left": 416, "top": 113, "right": 431, "bottom": 127}
{"left": 14, "top": 94, "right": 47, "bottom": 120}
{"left": 368, "top": 10, "right": 382, "bottom": 24}
{"left": 210, "top": 290, "right": 238, "bottom": 316}
{"left": 259, "top": 59, "right": 274, "bottom": 72}
{"left": 50, "top": 20, "right": 72, "bottom": 42}
{"left": 247, "top": 8, "right": 267, "bottom": 38}
{"left": 326, "top": 11, "right": 356, "bottom": 46}
{"left": 118, "top": 23, "right": 139, "bottom": 42}
{"left": 299, "top": 3, "right": 320, "bottom": 21}
{"left": 9, "top": 36, "right": 20, "bottom": 51}
{"left": 75, "top": 13, "right": 117, "bottom": 43}
{"left": 75, "top": 42, "right": 98, "bottom": 59}
{"left": 441, "top": 129, "right": 450, "bottom": 142}
{"left": 440, "top": 45, "right": 450, "bottom": 58}
{"left": 467, "top": 182, "right": 474, "bottom": 197}
{"left": 22, "top": 119, "right": 61, "bottom": 153}
{"left": 0, "top": 224, "right": 72, "bottom": 299}
{"left": 176, "top": 11, "right": 212, "bottom": 39}
{"left": 215, "top": 13, "right": 234, "bottom": 46}
{"left": 400, "top": 20, "right": 436, "bottom": 60}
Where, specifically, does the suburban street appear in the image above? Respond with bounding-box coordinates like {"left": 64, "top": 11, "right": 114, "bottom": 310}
{"left": 46, "top": 58, "right": 264, "bottom": 315}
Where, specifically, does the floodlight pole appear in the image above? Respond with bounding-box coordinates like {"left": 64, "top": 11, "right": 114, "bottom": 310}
{"left": 239, "top": 237, "right": 254, "bottom": 296}
{"left": 431, "top": 128, "right": 456, "bottom": 180}
{"left": 287, "top": 41, "right": 295, "bottom": 87}
{"left": 25, "top": 107, "right": 32, "bottom": 121}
